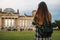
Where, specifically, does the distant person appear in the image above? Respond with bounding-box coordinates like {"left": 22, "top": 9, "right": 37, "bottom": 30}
{"left": 32, "top": 1, "right": 53, "bottom": 40}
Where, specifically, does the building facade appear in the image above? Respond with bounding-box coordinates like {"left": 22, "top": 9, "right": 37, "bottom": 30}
{"left": 0, "top": 8, "right": 36, "bottom": 31}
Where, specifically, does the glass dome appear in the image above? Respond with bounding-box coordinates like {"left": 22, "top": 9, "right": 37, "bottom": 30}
{"left": 4, "top": 8, "right": 15, "bottom": 13}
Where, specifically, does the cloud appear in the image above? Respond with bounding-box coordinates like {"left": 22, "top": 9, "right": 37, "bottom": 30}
{"left": 0, "top": 0, "right": 60, "bottom": 21}
{"left": 0, "top": 0, "right": 60, "bottom": 10}
{"left": 0, "top": 0, "right": 39, "bottom": 10}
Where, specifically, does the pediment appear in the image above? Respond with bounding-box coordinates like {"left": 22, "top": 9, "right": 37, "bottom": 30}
{"left": 6, "top": 13, "right": 14, "bottom": 16}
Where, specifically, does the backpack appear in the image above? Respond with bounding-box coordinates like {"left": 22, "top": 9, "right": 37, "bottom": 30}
{"left": 37, "top": 16, "right": 53, "bottom": 37}
{"left": 37, "top": 23, "right": 53, "bottom": 37}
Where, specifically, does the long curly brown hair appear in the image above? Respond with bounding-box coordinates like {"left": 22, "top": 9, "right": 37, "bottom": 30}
{"left": 34, "top": 2, "right": 52, "bottom": 25}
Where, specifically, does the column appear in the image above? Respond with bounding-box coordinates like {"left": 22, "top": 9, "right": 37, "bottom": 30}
{"left": 4, "top": 18, "right": 5, "bottom": 27}
{"left": 1, "top": 18, "right": 5, "bottom": 30}
{"left": 23, "top": 19, "right": 25, "bottom": 27}
{"left": 14, "top": 18, "right": 15, "bottom": 27}
{"left": 7, "top": 18, "right": 9, "bottom": 27}
{"left": 2, "top": 18, "right": 4, "bottom": 27}
{"left": 4, "top": 18, "right": 7, "bottom": 31}
{"left": 10, "top": 18, "right": 12, "bottom": 27}
{"left": 13, "top": 18, "right": 15, "bottom": 27}
{"left": 15, "top": 18, "right": 18, "bottom": 27}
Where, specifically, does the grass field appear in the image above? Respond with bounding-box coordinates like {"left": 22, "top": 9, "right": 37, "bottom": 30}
{"left": 0, "top": 30, "right": 60, "bottom": 40}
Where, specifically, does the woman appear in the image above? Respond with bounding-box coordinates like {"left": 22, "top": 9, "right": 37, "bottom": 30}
{"left": 32, "top": 2, "right": 52, "bottom": 40}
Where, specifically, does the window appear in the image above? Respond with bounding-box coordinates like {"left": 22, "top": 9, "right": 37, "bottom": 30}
{"left": 5, "top": 19, "right": 14, "bottom": 27}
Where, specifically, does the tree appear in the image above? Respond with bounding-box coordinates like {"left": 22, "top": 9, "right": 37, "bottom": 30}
{"left": 51, "top": 22, "right": 57, "bottom": 27}
{"left": 55, "top": 20, "right": 60, "bottom": 29}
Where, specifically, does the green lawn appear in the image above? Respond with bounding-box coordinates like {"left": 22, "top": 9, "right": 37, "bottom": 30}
{"left": 0, "top": 30, "right": 60, "bottom": 40}
{"left": 52, "top": 30, "right": 60, "bottom": 40}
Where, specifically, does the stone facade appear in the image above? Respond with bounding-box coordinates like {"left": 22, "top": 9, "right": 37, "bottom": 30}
{"left": 0, "top": 9, "right": 36, "bottom": 31}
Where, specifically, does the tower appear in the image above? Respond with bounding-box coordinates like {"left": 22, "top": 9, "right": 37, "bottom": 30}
{"left": 0, "top": 8, "right": 2, "bottom": 12}
{"left": 17, "top": 9, "right": 19, "bottom": 14}
{"left": 32, "top": 10, "right": 36, "bottom": 16}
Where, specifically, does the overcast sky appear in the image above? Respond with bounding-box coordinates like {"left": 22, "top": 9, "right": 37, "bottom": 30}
{"left": 0, "top": 0, "right": 59, "bottom": 10}
{"left": 0, "top": 0, "right": 60, "bottom": 22}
